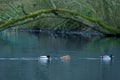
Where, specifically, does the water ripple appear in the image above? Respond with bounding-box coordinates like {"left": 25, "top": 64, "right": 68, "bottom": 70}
{"left": 0, "top": 57, "right": 38, "bottom": 61}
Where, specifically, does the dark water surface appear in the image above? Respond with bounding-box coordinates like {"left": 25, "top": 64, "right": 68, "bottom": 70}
{"left": 0, "top": 31, "right": 120, "bottom": 80}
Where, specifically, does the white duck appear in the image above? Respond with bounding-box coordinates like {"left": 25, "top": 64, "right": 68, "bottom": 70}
{"left": 39, "top": 55, "right": 51, "bottom": 63}
{"left": 101, "top": 55, "right": 113, "bottom": 61}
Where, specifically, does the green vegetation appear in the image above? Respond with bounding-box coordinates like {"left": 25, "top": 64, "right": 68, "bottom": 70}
{"left": 0, "top": 0, "right": 120, "bottom": 36}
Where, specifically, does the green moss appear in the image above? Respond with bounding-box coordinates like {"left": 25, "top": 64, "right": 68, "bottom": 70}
{"left": 0, "top": 8, "right": 120, "bottom": 35}
{"left": 97, "top": 21, "right": 120, "bottom": 34}
{"left": 0, "top": 9, "right": 52, "bottom": 31}
{"left": 56, "top": 8, "right": 120, "bottom": 34}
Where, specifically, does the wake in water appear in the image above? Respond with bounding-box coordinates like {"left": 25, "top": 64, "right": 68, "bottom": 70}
{"left": 78, "top": 58, "right": 100, "bottom": 60}
{"left": 0, "top": 57, "right": 100, "bottom": 61}
{"left": 0, "top": 57, "right": 38, "bottom": 61}
{"left": 0, "top": 56, "right": 112, "bottom": 63}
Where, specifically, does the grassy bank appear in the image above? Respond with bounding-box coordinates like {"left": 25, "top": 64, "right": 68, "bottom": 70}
{"left": 0, "top": 0, "right": 120, "bottom": 36}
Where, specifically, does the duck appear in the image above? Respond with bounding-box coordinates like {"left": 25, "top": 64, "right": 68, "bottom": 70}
{"left": 39, "top": 55, "right": 51, "bottom": 63}
{"left": 101, "top": 55, "right": 113, "bottom": 61}
{"left": 60, "top": 55, "right": 70, "bottom": 61}
{"left": 39, "top": 55, "right": 51, "bottom": 60}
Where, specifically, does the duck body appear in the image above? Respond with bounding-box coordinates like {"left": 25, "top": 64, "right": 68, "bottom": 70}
{"left": 102, "top": 55, "right": 111, "bottom": 61}
{"left": 39, "top": 56, "right": 49, "bottom": 60}
{"left": 39, "top": 55, "right": 51, "bottom": 64}
{"left": 101, "top": 55, "right": 113, "bottom": 62}
{"left": 60, "top": 55, "right": 70, "bottom": 61}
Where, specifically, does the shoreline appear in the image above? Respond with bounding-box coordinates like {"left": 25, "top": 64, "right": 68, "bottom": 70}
{"left": 12, "top": 28, "right": 103, "bottom": 37}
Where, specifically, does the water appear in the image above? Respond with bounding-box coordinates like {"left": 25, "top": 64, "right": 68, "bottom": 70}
{"left": 0, "top": 31, "right": 120, "bottom": 80}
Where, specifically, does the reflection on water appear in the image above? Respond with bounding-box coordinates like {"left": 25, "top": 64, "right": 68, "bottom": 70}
{"left": 0, "top": 31, "right": 120, "bottom": 80}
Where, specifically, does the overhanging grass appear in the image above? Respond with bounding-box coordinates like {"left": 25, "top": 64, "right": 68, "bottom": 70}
{"left": 0, "top": 8, "right": 120, "bottom": 35}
